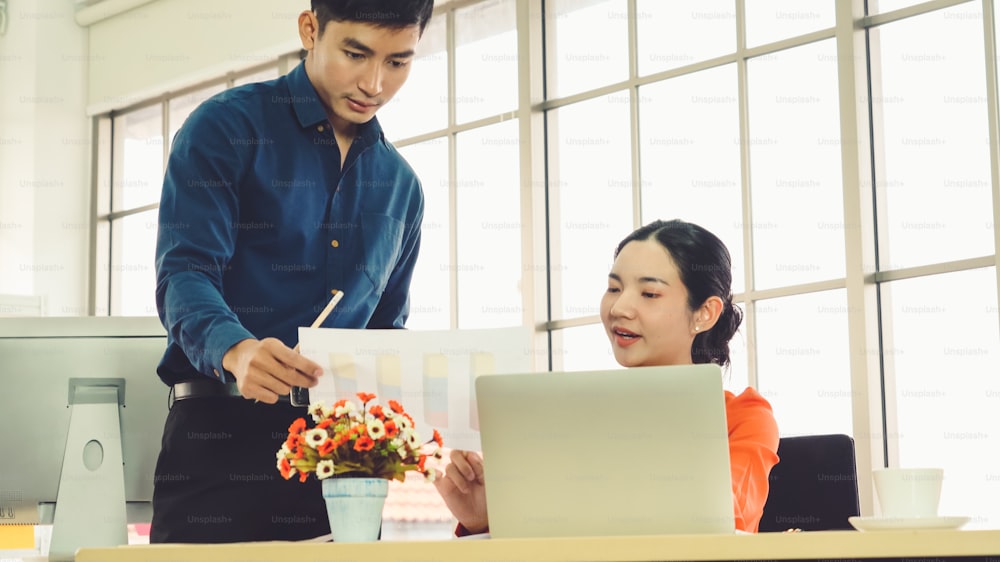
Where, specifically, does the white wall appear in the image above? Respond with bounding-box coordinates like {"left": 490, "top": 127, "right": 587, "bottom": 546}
{"left": 0, "top": 1, "right": 90, "bottom": 315}
{"left": 87, "top": 0, "right": 300, "bottom": 114}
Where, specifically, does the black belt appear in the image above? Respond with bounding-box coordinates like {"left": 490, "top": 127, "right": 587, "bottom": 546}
{"left": 170, "top": 379, "right": 291, "bottom": 403}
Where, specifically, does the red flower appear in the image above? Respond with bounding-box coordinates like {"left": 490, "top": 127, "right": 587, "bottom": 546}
{"left": 354, "top": 435, "right": 375, "bottom": 452}
{"left": 288, "top": 418, "right": 307, "bottom": 435}
{"left": 317, "top": 439, "right": 337, "bottom": 456}
{"left": 384, "top": 419, "right": 399, "bottom": 439}
{"left": 357, "top": 392, "right": 376, "bottom": 404}
{"left": 387, "top": 399, "right": 405, "bottom": 414}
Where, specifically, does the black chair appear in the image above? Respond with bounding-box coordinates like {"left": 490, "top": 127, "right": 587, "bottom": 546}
{"left": 758, "top": 434, "right": 861, "bottom": 532}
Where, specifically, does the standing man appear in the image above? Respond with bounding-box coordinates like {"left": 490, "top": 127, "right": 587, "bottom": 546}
{"left": 151, "top": 0, "right": 434, "bottom": 543}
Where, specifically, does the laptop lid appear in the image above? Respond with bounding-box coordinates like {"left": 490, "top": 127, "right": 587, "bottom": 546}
{"left": 475, "top": 364, "right": 735, "bottom": 539}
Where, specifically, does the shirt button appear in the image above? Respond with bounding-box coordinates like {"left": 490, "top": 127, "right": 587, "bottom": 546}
{"left": 330, "top": 239, "right": 340, "bottom": 248}
{"left": 317, "top": 125, "right": 325, "bottom": 132}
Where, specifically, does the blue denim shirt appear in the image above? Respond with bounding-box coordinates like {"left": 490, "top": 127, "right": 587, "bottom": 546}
{"left": 155, "top": 60, "right": 423, "bottom": 386}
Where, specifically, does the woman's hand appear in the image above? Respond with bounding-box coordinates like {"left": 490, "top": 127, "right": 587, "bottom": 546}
{"left": 434, "top": 449, "right": 489, "bottom": 534}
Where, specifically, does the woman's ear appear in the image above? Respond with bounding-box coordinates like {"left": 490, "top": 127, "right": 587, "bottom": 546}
{"left": 693, "top": 296, "right": 725, "bottom": 333}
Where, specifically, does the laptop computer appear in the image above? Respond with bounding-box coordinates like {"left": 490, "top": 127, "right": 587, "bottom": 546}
{"left": 475, "top": 364, "right": 735, "bottom": 539}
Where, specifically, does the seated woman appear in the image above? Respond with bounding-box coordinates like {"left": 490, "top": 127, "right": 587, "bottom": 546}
{"left": 435, "top": 219, "right": 780, "bottom": 534}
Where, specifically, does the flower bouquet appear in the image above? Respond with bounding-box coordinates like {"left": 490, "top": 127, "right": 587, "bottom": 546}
{"left": 277, "top": 392, "right": 445, "bottom": 542}
{"left": 277, "top": 392, "right": 444, "bottom": 483}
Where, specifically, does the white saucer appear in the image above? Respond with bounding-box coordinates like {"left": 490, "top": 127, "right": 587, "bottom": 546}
{"left": 848, "top": 515, "right": 970, "bottom": 532}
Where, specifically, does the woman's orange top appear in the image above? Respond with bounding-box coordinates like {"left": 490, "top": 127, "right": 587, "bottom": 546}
{"left": 726, "top": 387, "right": 780, "bottom": 533}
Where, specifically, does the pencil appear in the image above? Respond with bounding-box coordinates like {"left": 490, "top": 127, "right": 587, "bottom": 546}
{"left": 293, "top": 289, "right": 343, "bottom": 352}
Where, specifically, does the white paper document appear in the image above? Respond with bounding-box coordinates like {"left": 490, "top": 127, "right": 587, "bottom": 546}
{"left": 298, "top": 326, "right": 534, "bottom": 451}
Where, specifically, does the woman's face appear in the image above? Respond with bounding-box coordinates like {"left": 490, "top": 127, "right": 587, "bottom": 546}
{"left": 600, "top": 239, "right": 698, "bottom": 367}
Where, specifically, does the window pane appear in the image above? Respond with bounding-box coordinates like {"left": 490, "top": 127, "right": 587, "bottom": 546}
{"left": 546, "top": 0, "right": 628, "bottom": 99}
{"left": 872, "top": 5, "right": 993, "bottom": 269}
{"left": 399, "top": 138, "right": 451, "bottom": 330}
{"left": 746, "top": 40, "right": 845, "bottom": 289}
{"left": 114, "top": 105, "right": 164, "bottom": 211}
{"left": 555, "top": 323, "right": 621, "bottom": 372}
{"left": 110, "top": 210, "right": 158, "bottom": 316}
{"left": 455, "top": 0, "right": 518, "bottom": 124}
{"left": 168, "top": 83, "right": 225, "bottom": 151}
{"left": 745, "top": 0, "right": 835, "bottom": 48}
{"left": 638, "top": 64, "right": 745, "bottom": 294}
{"left": 884, "top": 268, "right": 1000, "bottom": 529}
{"left": 455, "top": 121, "right": 522, "bottom": 328}
{"left": 548, "top": 94, "right": 633, "bottom": 321}
{"left": 755, "top": 290, "right": 852, "bottom": 437}
{"left": 377, "top": 13, "right": 448, "bottom": 140}
{"left": 636, "top": 0, "right": 735, "bottom": 76}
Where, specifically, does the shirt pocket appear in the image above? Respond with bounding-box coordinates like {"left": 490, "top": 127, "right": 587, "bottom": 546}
{"left": 360, "top": 212, "right": 404, "bottom": 295}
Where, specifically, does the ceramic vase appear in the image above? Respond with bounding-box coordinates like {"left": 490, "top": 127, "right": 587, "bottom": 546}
{"left": 321, "top": 477, "right": 389, "bottom": 542}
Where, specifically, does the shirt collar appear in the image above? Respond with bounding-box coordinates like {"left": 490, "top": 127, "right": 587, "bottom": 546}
{"left": 287, "top": 60, "right": 385, "bottom": 149}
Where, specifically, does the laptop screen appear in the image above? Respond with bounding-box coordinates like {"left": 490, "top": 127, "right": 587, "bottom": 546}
{"left": 475, "top": 364, "right": 735, "bottom": 539}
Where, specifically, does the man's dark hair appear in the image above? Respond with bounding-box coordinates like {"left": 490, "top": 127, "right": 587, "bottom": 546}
{"left": 312, "top": 0, "right": 435, "bottom": 37}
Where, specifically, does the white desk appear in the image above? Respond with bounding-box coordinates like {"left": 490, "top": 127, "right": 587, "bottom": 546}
{"left": 75, "top": 529, "right": 1000, "bottom": 561}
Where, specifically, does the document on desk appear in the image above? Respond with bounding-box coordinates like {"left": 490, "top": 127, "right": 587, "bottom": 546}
{"left": 298, "top": 326, "right": 534, "bottom": 450}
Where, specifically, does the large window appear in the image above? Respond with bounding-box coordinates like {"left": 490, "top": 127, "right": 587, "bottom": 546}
{"left": 93, "top": 0, "right": 1000, "bottom": 528}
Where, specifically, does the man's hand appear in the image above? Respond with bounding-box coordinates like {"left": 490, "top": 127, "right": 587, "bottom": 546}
{"left": 434, "top": 449, "right": 489, "bottom": 534}
{"left": 222, "top": 337, "right": 323, "bottom": 403}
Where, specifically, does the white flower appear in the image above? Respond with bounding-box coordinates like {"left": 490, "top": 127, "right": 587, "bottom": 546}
{"left": 308, "top": 401, "right": 327, "bottom": 423}
{"left": 304, "top": 428, "right": 328, "bottom": 448}
{"left": 367, "top": 417, "right": 386, "bottom": 440}
{"left": 392, "top": 438, "right": 408, "bottom": 458}
{"left": 316, "top": 460, "right": 335, "bottom": 480}
{"left": 334, "top": 401, "right": 356, "bottom": 418}
{"left": 395, "top": 415, "right": 412, "bottom": 432}
{"left": 404, "top": 430, "right": 421, "bottom": 449}
{"left": 276, "top": 444, "right": 290, "bottom": 460}
{"left": 424, "top": 467, "right": 437, "bottom": 483}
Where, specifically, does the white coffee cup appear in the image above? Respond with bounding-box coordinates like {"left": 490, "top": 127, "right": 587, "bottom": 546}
{"left": 873, "top": 467, "right": 943, "bottom": 518}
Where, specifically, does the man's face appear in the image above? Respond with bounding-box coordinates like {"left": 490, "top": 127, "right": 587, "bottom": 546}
{"left": 299, "top": 13, "right": 420, "bottom": 131}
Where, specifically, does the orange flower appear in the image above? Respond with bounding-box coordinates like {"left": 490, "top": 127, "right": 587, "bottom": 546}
{"left": 357, "top": 392, "right": 376, "bottom": 404}
{"left": 387, "top": 399, "right": 405, "bottom": 414}
{"left": 384, "top": 419, "right": 399, "bottom": 439}
{"left": 417, "top": 454, "right": 427, "bottom": 471}
{"left": 432, "top": 429, "right": 444, "bottom": 448}
{"left": 317, "top": 419, "right": 333, "bottom": 430}
{"left": 284, "top": 434, "right": 301, "bottom": 450}
{"left": 354, "top": 435, "right": 375, "bottom": 452}
{"left": 279, "top": 457, "right": 294, "bottom": 480}
{"left": 288, "top": 418, "right": 307, "bottom": 435}
{"left": 317, "top": 438, "right": 336, "bottom": 456}
{"left": 298, "top": 471, "right": 309, "bottom": 483}
{"left": 368, "top": 405, "right": 386, "bottom": 420}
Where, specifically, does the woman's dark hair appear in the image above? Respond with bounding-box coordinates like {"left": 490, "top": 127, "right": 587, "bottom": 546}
{"left": 312, "top": 0, "right": 435, "bottom": 36}
{"left": 614, "top": 219, "right": 743, "bottom": 369}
